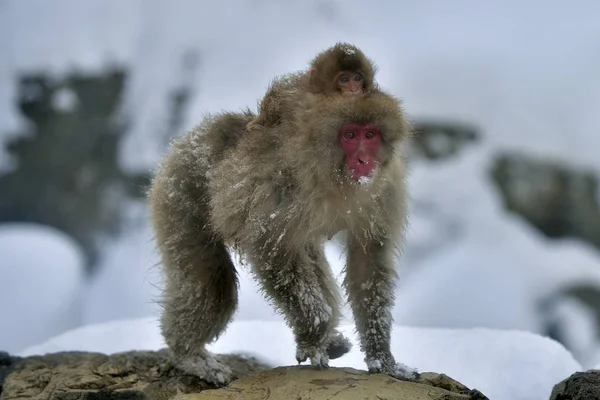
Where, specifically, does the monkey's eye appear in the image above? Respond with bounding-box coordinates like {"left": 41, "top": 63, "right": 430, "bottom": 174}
{"left": 339, "top": 75, "right": 350, "bottom": 83}
{"left": 354, "top": 75, "right": 363, "bottom": 82}
{"left": 365, "top": 131, "right": 374, "bottom": 139}
{"left": 344, "top": 131, "right": 355, "bottom": 139}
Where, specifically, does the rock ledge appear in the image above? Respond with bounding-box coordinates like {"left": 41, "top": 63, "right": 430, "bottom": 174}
{"left": 0, "top": 350, "right": 488, "bottom": 400}
{"left": 191, "top": 366, "right": 488, "bottom": 400}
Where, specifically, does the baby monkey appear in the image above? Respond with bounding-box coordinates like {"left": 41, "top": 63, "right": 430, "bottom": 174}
{"left": 246, "top": 42, "right": 377, "bottom": 131}
{"left": 309, "top": 43, "right": 375, "bottom": 96}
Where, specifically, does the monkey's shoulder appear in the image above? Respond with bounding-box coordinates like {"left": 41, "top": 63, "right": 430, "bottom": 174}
{"left": 180, "top": 111, "right": 255, "bottom": 163}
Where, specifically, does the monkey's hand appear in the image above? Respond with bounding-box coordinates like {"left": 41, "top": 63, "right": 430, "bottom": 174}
{"left": 296, "top": 344, "right": 330, "bottom": 369}
{"left": 296, "top": 330, "right": 352, "bottom": 367}
{"left": 177, "top": 351, "right": 233, "bottom": 386}
{"left": 366, "top": 354, "right": 419, "bottom": 382}
{"left": 325, "top": 330, "right": 352, "bottom": 360}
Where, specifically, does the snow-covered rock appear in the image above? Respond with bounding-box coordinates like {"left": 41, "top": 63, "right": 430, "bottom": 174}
{"left": 20, "top": 317, "right": 582, "bottom": 400}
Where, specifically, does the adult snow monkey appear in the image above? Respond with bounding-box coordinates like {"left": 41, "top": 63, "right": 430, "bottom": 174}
{"left": 148, "top": 44, "right": 416, "bottom": 386}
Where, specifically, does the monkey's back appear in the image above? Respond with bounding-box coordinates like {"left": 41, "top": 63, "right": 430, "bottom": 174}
{"left": 148, "top": 111, "right": 254, "bottom": 254}
{"left": 151, "top": 88, "right": 409, "bottom": 256}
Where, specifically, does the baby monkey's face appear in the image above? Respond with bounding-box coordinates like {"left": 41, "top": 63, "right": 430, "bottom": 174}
{"left": 335, "top": 71, "right": 364, "bottom": 96}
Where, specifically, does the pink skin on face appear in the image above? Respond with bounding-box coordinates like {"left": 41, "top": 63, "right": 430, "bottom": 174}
{"left": 338, "top": 123, "right": 382, "bottom": 181}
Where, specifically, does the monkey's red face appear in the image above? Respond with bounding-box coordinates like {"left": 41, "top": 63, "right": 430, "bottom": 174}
{"left": 339, "top": 123, "right": 382, "bottom": 182}
{"left": 336, "top": 72, "right": 364, "bottom": 96}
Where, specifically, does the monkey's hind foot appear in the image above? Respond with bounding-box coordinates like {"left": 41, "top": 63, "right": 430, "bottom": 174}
{"left": 326, "top": 331, "right": 352, "bottom": 360}
{"left": 366, "top": 356, "right": 419, "bottom": 382}
{"left": 296, "top": 345, "right": 330, "bottom": 369}
{"left": 177, "top": 352, "right": 233, "bottom": 387}
{"left": 245, "top": 119, "right": 262, "bottom": 132}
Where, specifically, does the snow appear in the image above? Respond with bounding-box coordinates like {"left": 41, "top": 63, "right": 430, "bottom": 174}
{"left": 0, "top": 223, "right": 86, "bottom": 353}
{"left": 20, "top": 317, "right": 582, "bottom": 400}
{"left": 357, "top": 175, "right": 373, "bottom": 185}
{"left": 395, "top": 150, "right": 600, "bottom": 334}
{"left": 51, "top": 87, "right": 79, "bottom": 112}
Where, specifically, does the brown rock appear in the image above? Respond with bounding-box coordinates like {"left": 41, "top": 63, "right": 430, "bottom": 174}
{"left": 408, "top": 120, "right": 479, "bottom": 161}
{"left": 0, "top": 352, "right": 21, "bottom": 396}
{"left": 549, "top": 370, "right": 600, "bottom": 400}
{"left": 0, "top": 350, "right": 268, "bottom": 400}
{"left": 0, "top": 350, "right": 488, "bottom": 400}
{"left": 185, "top": 366, "right": 488, "bottom": 400}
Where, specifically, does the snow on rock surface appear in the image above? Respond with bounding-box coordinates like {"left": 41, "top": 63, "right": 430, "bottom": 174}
{"left": 19, "top": 317, "right": 165, "bottom": 356}
{"left": 0, "top": 223, "right": 86, "bottom": 353}
{"left": 20, "top": 317, "right": 582, "bottom": 400}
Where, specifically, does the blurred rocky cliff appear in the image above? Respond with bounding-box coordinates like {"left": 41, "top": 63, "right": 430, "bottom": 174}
{"left": 0, "top": 61, "right": 196, "bottom": 270}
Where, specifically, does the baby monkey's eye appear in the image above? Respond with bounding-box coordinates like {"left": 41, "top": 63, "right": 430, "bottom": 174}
{"left": 354, "top": 74, "right": 363, "bottom": 82}
{"left": 339, "top": 75, "right": 350, "bottom": 83}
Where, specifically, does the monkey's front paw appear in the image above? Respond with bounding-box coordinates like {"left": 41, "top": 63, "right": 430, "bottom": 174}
{"left": 296, "top": 345, "right": 330, "bottom": 369}
{"left": 326, "top": 331, "right": 352, "bottom": 360}
{"left": 366, "top": 356, "right": 419, "bottom": 381}
{"left": 177, "top": 352, "right": 233, "bottom": 386}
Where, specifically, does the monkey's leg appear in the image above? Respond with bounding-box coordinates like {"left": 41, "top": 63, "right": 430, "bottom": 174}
{"left": 305, "top": 247, "right": 353, "bottom": 361}
{"left": 160, "top": 240, "right": 239, "bottom": 385}
{"left": 246, "top": 113, "right": 280, "bottom": 132}
{"left": 159, "top": 236, "right": 239, "bottom": 386}
{"left": 152, "top": 172, "right": 239, "bottom": 386}
{"left": 245, "top": 118, "right": 261, "bottom": 131}
{"left": 344, "top": 238, "right": 418, "bottom": 381}
{"left": 251, "top": 244, "right": 342, "bottom": 368}
{"left": 245, "top": 99, "right": 270, "bottom": 132}
{"left": 246, "top": 83, "right": 286, "bottom": 131}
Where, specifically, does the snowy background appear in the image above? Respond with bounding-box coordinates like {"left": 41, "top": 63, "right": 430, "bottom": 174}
{"left": 1, "top": 1, "right": 600, "bottom": 399}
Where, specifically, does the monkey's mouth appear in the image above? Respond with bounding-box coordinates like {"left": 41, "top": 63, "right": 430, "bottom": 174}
{"left": 350, "top": 159, "right": 376, "bottom": 183}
